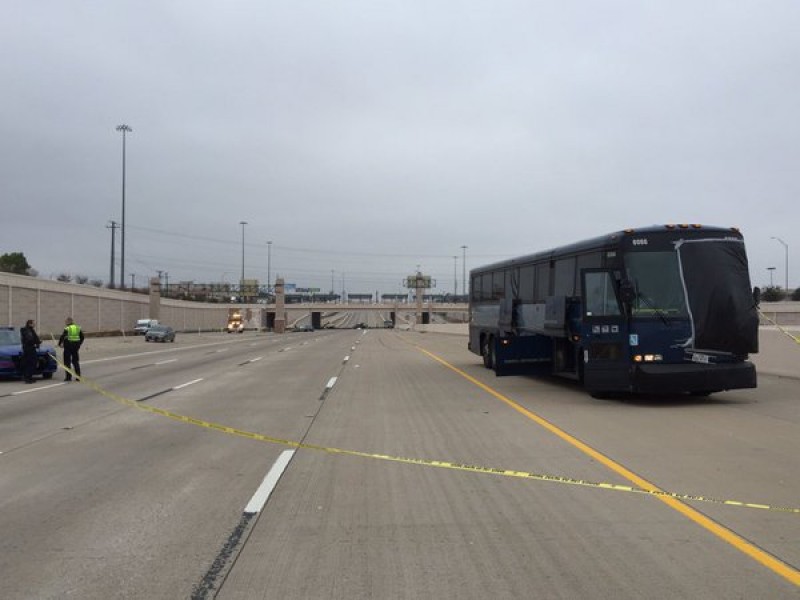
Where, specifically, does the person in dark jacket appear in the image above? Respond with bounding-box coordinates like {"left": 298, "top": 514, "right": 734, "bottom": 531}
{"left": 20, "top": 319, "right": 41, "bottom": 383}
{"left": 58, "top": 317, "right": 84, "bottom": 381}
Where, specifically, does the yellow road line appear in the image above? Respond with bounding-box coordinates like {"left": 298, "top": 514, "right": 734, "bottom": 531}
{"left": 413, "top": 345, "right": 800, "bottom": 587}
{"left": 50, "top": 353, "right": 800, "bottom": 586}
{"left": 759, "top": 311, "right": 800, "bottom": 344}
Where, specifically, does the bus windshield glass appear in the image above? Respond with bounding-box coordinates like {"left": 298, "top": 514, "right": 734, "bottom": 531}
{"left": 624, "top": 251, "right": 688, "bottom": 318}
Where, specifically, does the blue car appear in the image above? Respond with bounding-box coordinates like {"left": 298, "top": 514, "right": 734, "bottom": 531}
{"left": 0, "top": 327, "right": 58, "bottom": 380}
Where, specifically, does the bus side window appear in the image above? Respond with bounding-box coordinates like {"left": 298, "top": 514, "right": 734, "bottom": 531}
{"left": 480, "top": 274, "right": 492, "bottom": 302}
{"left": 492, "top": 271, "right": 505, "bottom": 300}
{"left": 584, "top": 272, "right": 621, "bottom": 317}
{"left": 554, "top": 257, "right": 576, "bottom": 296}
{"left": 535, "top": 263, "right": 550, "bottom": 301}
{"left": 519, "top": 265, "right": 534, "bottom": 303}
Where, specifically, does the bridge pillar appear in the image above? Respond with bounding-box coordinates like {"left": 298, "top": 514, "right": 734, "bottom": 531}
{"left": 149, "top": 277, "right": 160, "bottom": 320}
{"left": 274, "top": 278, "right": 286, "bottom": 333}
{"left": 311, "top": 312, "right": 322, "bottom": 329}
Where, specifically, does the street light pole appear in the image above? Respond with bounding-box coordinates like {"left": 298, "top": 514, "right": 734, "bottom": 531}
{"left": 107, "top": 220, "right": 118, "bottom": 289}
{"left": 771, "top": 236, "right": 789, "bottom": 298}
{"left": 266, "top": 240, "right": 272, "bottom": 294}
{"left": 116, "top": 124, "right": 132, "bottom": 289}
{"left": 461, "top": 245, "right": 468, "bottom": 299}
{"left": 239, "top": 221, "right": 248, "bottom": 296}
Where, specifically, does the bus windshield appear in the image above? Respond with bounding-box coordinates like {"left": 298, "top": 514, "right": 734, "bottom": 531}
{"left": 624, "top": 251, "right": 688, "bottom": 318}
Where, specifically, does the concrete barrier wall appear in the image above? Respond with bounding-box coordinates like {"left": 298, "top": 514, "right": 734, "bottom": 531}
{"left": 1, "top": 272, "right": 234, "bottom": 336}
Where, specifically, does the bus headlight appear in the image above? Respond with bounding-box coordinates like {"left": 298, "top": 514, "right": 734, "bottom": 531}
{"left": 634, "top": 354, "right": 663, "bottom": 362}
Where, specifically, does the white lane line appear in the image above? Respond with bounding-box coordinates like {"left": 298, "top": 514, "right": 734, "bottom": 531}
{"left": 12, "top": 382, "right": 68, "bottom": 395}
{"left": 244, "top": 450, "right": 295, "bottom": 514}
{"left": 250, "top": 356, "right": 263, "bottom": 362}
{"left": 343, "top": 356, "right": 350, "bottom": 363}
{"left": 326, "top": 377, "right": 338, "bottom": 390}
{"left": 173, "top": 378, "right": 204, "bottom": 390}
{"left": 155, "top": 359, "right": 177, "bottom": 365}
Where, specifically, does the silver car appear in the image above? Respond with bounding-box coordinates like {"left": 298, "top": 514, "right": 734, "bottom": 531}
{"left": 144, "top": 325, "right": 176, "bottom": 343}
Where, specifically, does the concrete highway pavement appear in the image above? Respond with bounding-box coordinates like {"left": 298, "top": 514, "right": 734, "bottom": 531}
{"left": 0, "top": 330, "right": 798, "bottom": 599}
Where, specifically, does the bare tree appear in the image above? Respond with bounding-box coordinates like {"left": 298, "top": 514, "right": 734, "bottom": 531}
{"left": 56, "top": 273, "right": 72, "bottom": 283}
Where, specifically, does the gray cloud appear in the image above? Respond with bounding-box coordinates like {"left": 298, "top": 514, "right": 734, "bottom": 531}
{"left": 2, "top": 1, "right": 798, "bottom": 292}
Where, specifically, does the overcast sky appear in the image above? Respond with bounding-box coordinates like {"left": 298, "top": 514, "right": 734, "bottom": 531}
{"left": 3, "top": 1, "right": 799, "bottom": 295}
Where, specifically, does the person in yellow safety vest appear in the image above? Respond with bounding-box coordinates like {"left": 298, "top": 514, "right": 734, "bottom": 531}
{"left": 58, "top": 317, "right": 84, "bottom": 382}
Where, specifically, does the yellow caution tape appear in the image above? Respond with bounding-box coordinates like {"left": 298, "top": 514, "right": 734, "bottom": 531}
{"left": 53, "top": 357, "right": 799, "bottom": 515}
{"left": 759, "top": 310, "right": 800, "bottom": 344}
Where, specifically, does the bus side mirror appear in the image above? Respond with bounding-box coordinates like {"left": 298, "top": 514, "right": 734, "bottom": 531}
{"left": 619, "top": 279, "right": 636, "bottom": 307}
{"left": 752, "top": 286, "right": 761, "bottom": 307}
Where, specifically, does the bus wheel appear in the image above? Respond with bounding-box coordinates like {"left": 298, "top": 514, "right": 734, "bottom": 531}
{"left": 482, "top": 336, "right": 494, "bottom": 370}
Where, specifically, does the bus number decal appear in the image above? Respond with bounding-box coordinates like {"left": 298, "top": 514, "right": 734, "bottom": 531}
{"left": 631, "top": 238, "right": 649, "bottom": 246}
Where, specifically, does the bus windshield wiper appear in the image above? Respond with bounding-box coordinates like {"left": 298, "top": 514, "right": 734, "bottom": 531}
{"left": 635, "top": 292, "right": 670, "bottom": 326}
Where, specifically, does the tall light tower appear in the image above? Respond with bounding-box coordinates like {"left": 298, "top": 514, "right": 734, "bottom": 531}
{"left": 461, "top": 245, "right": 468, "bottom": 299}
{"left": 771, "top": 237, "right": 789, "bottom": 298}
{"left": 116, "top": 124, "right": 132, "bottom": 288}
{"left": 239, "top": 221, "right": 248, "bottom": 290}
{"left": 107, "top": 220, "right": 118, "bottom": 289}
{"left": 767, "top": 267, "right": 776, "bottom": 287}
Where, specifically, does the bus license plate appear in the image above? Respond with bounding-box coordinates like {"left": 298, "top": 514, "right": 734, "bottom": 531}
{"left": 692, "top": 353, "right": 711, "bottom": 364}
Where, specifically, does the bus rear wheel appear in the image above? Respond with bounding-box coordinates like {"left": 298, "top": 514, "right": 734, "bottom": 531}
{"left": 482, "top": 336, "right": 495, "bottom": 370}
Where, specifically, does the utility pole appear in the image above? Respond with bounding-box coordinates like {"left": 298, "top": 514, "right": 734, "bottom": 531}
{"left": 107, "top": 220, "right": 118, "bottom": 289}
{"left": 453, "top": 255, "right": 457, "bottom": 297}
{"left": 771, "top": 237, "right": 789, "bottom": 298}
{"left": 267, "top": 240, "right": 272, "bottom": 295}
{"left": 239, "top": 221, "right": 248, "bottom": 284}
{"left": 164, "top": 272, "right": 169, "bottom": 297}
{"left": 130, "top": 273, "right": 135, "bottom": 289}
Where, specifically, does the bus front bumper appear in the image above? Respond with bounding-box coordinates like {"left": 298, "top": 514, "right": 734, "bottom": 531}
{"left": 632, "top": 361, "right": 757, "bottom": 394}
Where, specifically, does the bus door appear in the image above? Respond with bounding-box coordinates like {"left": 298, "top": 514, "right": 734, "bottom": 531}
{"left": 580, "top": 270, "right": 629, "bottom": 392}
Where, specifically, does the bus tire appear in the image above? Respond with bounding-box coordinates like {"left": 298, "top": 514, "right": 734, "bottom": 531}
{"left": 482, "top": 336, "right": 494, "bottom": 370}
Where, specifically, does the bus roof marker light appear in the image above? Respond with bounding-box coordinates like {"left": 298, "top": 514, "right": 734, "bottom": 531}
{"left": 692, "top": 224, "right": 702, "bottom": 229}
{"left": 680, "top": 224, "right": 689, "bottom": 229}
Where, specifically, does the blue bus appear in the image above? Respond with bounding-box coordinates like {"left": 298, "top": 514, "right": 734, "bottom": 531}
{"left": 468, "top": 225, "right": 759, "bottom": 396}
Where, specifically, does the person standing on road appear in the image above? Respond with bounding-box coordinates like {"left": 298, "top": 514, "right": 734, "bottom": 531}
{"left": 58, "top": 317, "right": 84, "bottom": 381}
{"left": 20, "top": 319, "right": 41, "bottom": 384}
